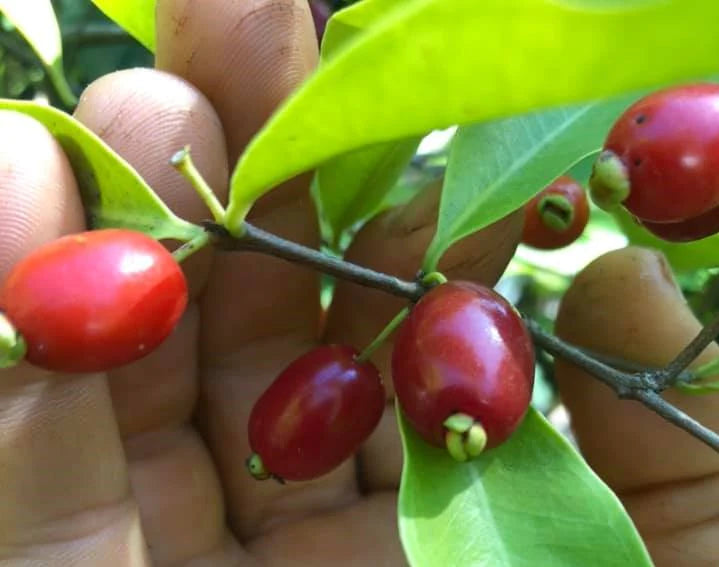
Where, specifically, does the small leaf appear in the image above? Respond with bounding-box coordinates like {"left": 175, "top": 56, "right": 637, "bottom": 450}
{"left": 225, "top": 0, "right": 719, "bottom": 232}
{"left": 423, "top": 96, "right": 636, "bottom": 270}
{"left": 89, "top": 0, "right": 156, "bottom": 53}
{"left": 0, "top": 0, "right": 76, "bottom": 107}
{"left": 314, "top": 0, "right": 422, "bottom": 247}
{"left": 397, "top": 406, "right": 653, "bottom": 567}
{"left": 611, "top": 207, "right": 719, "bottom": 272}
{"left": 0, "top": 99, "right": 200, "bottom": 241}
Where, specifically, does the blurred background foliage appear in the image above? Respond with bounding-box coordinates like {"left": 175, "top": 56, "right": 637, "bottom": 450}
{"left": 0, "top": 0, "right": 151, "bottom": 109}
{"left": 2, "top": 0, "right": 717, "bottom": 421}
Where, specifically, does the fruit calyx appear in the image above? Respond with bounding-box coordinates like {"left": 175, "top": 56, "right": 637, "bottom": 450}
{"left": 589, "top": 150, "right": 630, "bottom": 211}
{"left": 537, "top": 194, "right": 574, "bottom": 232}
{"left": 246, "top": 453, "right": 281, "bottom": 483}
{"left": 0, "top": 312, "right": 26, "bottom": 368}
{"left": 444, "top": 413, "right": 488, "bottom": 462}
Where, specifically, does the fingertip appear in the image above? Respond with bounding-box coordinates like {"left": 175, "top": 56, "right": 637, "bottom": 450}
{"left": 0, "top": 110, "right": 85, "bottom": 281}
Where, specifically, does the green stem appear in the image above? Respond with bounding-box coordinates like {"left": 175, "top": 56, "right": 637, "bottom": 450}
{"left": 171, "top": 146, "right": 226, "bottom": 223}
{"left": 356, "top": 307, "right": 410, "bottom": 363}
{"left": 172, "top": 231, "right": 211, "bottom": 263}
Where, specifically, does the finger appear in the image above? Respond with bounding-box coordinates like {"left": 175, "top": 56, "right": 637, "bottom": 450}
{"left": 325, "top": 179, "right": 525, "bottom": 490}
{"left": 554, "top": 246, "right": 719, "bottom": 565}
{"left": 0, "top": 111, "right": 149, "bottom": 564}
{"left": 155, "top": 0, "right": 318, "bottom": 165}
{"left": 155, "top": 0, "right": 342, "bottom": 543}
{"left": 73, "top": 70, "right": 242, "bottom": 565}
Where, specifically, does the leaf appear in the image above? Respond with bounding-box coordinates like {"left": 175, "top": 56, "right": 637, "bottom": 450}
{"left": 423, "top": 95, "right": 636, "bottom": 270}
{"left": 0, "top": 99, "right": 200, "bottom": 241}
{"left": 611, "top": 207, "right": 719, "bottom": 273}
{"left": 89, "top": 0, "right": 156, "bottom": 53}
{"left": 397, "top": 406, "right": 653, "bottom": 567}
{"left": 225, "top": 0, "right": 719, "bottom": 231}
{"left": 314, "top": 0, "right": 422, "bottom": 247}
{"left": 0, "top": 0, "right": 77, "bottom": 107}
{"left": 315, "top": 138, "right": 421, "bottom": 247}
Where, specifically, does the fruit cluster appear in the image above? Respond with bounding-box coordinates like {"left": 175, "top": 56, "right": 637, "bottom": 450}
{"left": 246, "top": 280, "right": 536, "bottom": 482}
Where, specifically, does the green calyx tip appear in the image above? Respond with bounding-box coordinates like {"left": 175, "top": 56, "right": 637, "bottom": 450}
{"left": 0, "top": 312, "right": 26, "bottom": 368}
{"left": 538, "top": 194, "right": 574, "bottom": 232}
{"left": 246, "top": 453, "right": 271, "bottom": 481}
{"left": 169, "top": 145, "right": 190, "bottom": 166}
{"left": 589, "top": 150, "right": 630, "bottom": 211}
{"left": 421, "top": 271, "right": 448, "bottom": 288}
{"left": 444, "top": 413, "right": 487, "bottom": 462}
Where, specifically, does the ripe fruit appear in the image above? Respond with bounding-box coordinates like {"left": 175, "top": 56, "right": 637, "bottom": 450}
{"left": 590, "top": 83, "right": 719, "bottom": 224}
{"left": 640, "top": 203, "right": 719, "bottom": 242}
{"left": 0, "top": 229, "right": 187, "bottom": 373}
{"left": 521, "top": 175, "right": 590, "bottom": 249}
{"left": 247, "top": 345, "right": 385, "bottom": 482}
{"left": 392, "top": 281, "right": 535, "bottom": 461}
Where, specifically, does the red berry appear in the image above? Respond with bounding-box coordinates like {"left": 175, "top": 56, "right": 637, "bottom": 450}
{"left": 590, "top": 83, "right": 719, "bottom": 223}
{"left": 640, "top": 203, "right": 719, "bottom": 242}
{"left": 247, "top": 345, "right": 385, "bottom": 482}
{"left": 0, "top": 229, "right": 187, "bottom": 373}
{"left": 521, "top": 175, "right": 590, "bottom": 250}
{"left": 392, "top": 282, "right": 534, "bottom": 459}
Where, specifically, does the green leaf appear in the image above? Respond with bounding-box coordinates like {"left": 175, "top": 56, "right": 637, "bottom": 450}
{"left": 89, "top": 0, "right": 156, "bottom": 53}
{"left": 314, "top": 0, "right": 421, "bottom": 247}
{"left": 0, "top": 99, "right": 200, "bottom": 241}
{"left": 225, "top": 0, "right": 719, "bottom": 232}
{"left": 423, "top": 96, "right": 636, "bottom": 270}
{"left": 397, "top": 406, "right": 653, "bottom": 567}
{"left": 0, "top": 0, "right": 76, "bottom": 107}
{"left": 314, "top": 138, "right": 421, "bottom": 247}
{"left": 611, "top": 208, "right": 719, "bottom": 272}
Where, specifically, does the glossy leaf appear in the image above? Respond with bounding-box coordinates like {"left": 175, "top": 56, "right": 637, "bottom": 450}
{"left": 0, "top": 99, "right": 200, "bottom": 241}
{"left": 90, "top": 0, "right": 156, "bottom": 53}
{"left": 0, "top": 0, "right": 76, "bottom": 107}
{"left": 314, "top": 0, "right": 421, "bottom": 247}
{"left": 397, "top": 406, "right": 652, "bottom": 567}
{"left": 225, "top": 0, "right": 719, "bottom": 232}
{"left": 423, "top": 95, "right": 637, "bottom": 270}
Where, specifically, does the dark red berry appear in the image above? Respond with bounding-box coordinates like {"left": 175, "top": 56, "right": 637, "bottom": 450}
{"left": 0, "top": 229, "right": 187, "bottom": 373}
{"left": 640, "top": 203, "right": 719, "bottom": 242}
{"left": 521, "top": 175, "right": 590, "bottom": 250}
{"left": 392, "top": 282, "right": 535, "bottom": 460}
{"left": 247, "top": 345, "right": 385, "bottom": 482}
{"left": 590, "top": 83, "right": 719, "bottom": 223}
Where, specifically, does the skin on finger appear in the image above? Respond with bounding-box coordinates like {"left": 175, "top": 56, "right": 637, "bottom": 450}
{"left": 554, "top": 246, "right": 719, "bottom": 565}
{"left": 0, "top": 111, "right": 150, "bottom": 565}
{"left": 155, "top": 0, "right": 356, "bottom": 545}
{"left": 155, "top": 0, "right": 318, "bottom": 165}
{"left": 73, "top": 69, "right": 246, "bottom": 565}
{"left": 247, "top": 492, "right": 407, "bottom": 566}
{"left": 325, "top": 178, "right": 525, "bottom": 491}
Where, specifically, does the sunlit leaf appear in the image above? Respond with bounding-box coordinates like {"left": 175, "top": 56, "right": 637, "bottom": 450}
{"left": 89, "top": 0, "right": 156, "bottom": 53}
{"left": 398, "top": 406, "right": 652, "bottom": 566}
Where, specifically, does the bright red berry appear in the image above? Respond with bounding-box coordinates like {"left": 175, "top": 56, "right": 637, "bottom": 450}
{"left": 0, "top": 229, "right": 187, "bottom": 373}
{"left": 247, "top": 345, "right": 385, "bottom": 482}
{"left": 590, "top": 83, "right": 719, "bottom": 224}
{"left": 392, "top": 281, "right": 535, "bottom": 460}
{"left": 521, "top": 175, "right": 590, "bottom": 250}
{"left": 640, "top": 203, "right": 719, "bottom": 243}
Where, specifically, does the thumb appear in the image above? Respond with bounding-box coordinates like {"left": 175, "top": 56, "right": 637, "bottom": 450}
{"left": 554, "top": 245, "right": 719, "bottom": 566}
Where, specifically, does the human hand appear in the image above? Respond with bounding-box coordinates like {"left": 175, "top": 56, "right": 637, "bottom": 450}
{"left": 0, "top": 2, "right": 716, "bottom": 566}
